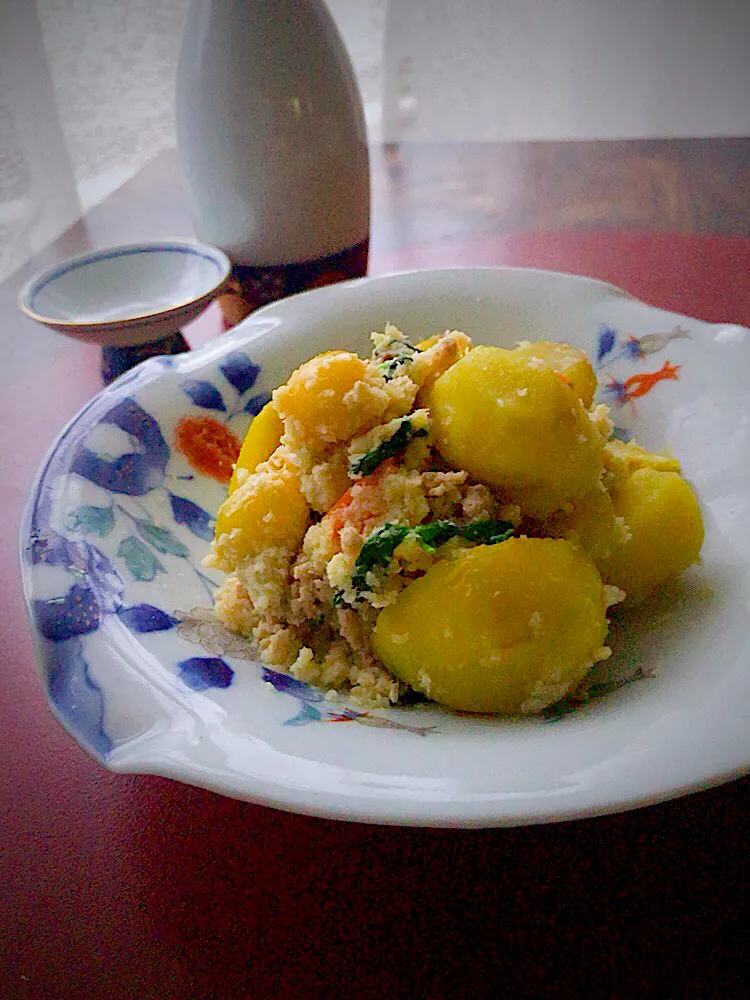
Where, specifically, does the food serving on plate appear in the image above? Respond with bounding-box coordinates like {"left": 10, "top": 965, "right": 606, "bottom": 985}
{"left": 204, "top": 326, "right": 704, "bottom": 714}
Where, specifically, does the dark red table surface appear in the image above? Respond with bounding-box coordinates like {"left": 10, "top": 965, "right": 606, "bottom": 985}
{"left": 1, "top": 142, "right": 748, "bottom": 998}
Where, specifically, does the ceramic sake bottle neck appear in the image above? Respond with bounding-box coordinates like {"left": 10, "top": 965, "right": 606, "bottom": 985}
{"left": 175, "top": 0, "right": 370, "bottom": 266}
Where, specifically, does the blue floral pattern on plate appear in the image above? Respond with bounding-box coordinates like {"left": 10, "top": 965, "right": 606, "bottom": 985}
{"left": 21, "top": 352, "right": 267, "bottom": 759}
{"left": 593, "top": 322, "right": 690, "bottom": 442}
{"left": 595, "top": 322, "right": 688, "bottom": 408}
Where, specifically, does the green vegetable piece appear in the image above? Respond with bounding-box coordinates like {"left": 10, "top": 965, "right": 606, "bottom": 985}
{"left": 460, "top": 519, "right": 515, "bottom": 545}
{"left": 350, "top": 522, "right": 410, "bottom": 593}
{"left": 349, "top": 419, "right": 428, "bottom": 478}
{"left": 346, "top": 516, "right": 515, "bottom": 602}
{"left": 374, "top": 336, "right": 419, "bottom": 358}
{"left": 412, "top": 518, "right": 514, "bottom": 553}
{"left": 378, "top": 354, "right": 414, "bottom": 379}
{"left": 375, "top": 339, "right": 419, "bottom": 379}
{"left": 411, "top": 520, "right": 462, "bottom": 553}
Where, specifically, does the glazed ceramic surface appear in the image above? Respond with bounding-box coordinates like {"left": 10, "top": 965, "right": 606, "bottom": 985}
{"left": 175, "top": 0, "right": 369, "bottom": 265}
{"left": 20, "top": 268, "right": 750, "bottom": 826}
{"left": 18, "top": 241, "right": 230, "bottom": 345}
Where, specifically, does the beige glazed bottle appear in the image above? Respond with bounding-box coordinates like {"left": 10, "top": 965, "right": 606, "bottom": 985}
{"left": 175, "top": 0, "right": 371, "bottom": 327}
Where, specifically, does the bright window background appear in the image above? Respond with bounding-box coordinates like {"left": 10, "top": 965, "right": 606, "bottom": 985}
{"left": 1, "top": 0, "right": 748, "bottom": 282}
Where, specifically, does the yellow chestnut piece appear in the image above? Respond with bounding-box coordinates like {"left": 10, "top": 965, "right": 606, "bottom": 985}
{"left": 543, "top": 486, "right": 622, "bottom": 573}
{"left": 273, "top": 350, "right": 383, "bottom": 443}
{"left": 599, "top": 467, "right": 704, "bottom": 602}
{"left": 411, "top": 331, "right": 473, "bottom": 398}
{"left": 211, "top": 451, "right": 309, "bottom": 569}
{"left": 430, "top": 346, "right": 603, "bottom": 518}
{"left": 373, "top": 537, "right": 609, "bottom": 715}
{"left": 603, "top": 438, "right": 681, "bottom": 490}
{"left": 512, "top": 340, "right": 597, "bottom": 408}
{"left": 228, "top": 401, "right": 283, "bottom": 494}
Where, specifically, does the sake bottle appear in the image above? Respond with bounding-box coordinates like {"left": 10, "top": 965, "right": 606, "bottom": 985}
{"left": 175, "top": 0, "right": 370, "bottom": 327}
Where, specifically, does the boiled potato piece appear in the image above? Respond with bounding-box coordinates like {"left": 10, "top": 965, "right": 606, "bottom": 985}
{"left": 599, "top": 467, "right": 704, "bottom": 602}
{"left": 429, "top": 346, "right": 603, "bottom": 518}
{"left": 373, "top": 537, "right": 609, "bottom": 715}
{"left": 211, "top": 450, "right": 309, "bottom": 569}
{"left": 273, "top": 350, "right": 385, "bottom": 443}
{"left": 228, "top": 401, "right": 283, "bottom": 494}
{"left": 512, "top": 340, "right": 597, "bottom": 408}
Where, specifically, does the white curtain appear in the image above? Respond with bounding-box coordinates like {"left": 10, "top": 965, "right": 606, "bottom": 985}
{"left": 0, "top": 0, "right": 81, "bottom": 280}
{"left": 381, "top": 0, "right": 750, "bottom": 143}
{"left": 0, "top": 0, "right": 187, "bottom": 282}
{"left": 1, "top": 0, "right": 748, "bottom": 283}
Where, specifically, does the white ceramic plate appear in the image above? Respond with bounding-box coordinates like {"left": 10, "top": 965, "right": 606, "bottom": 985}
{"left": 20, "top": 268, "right": 750, "bottom": 826}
